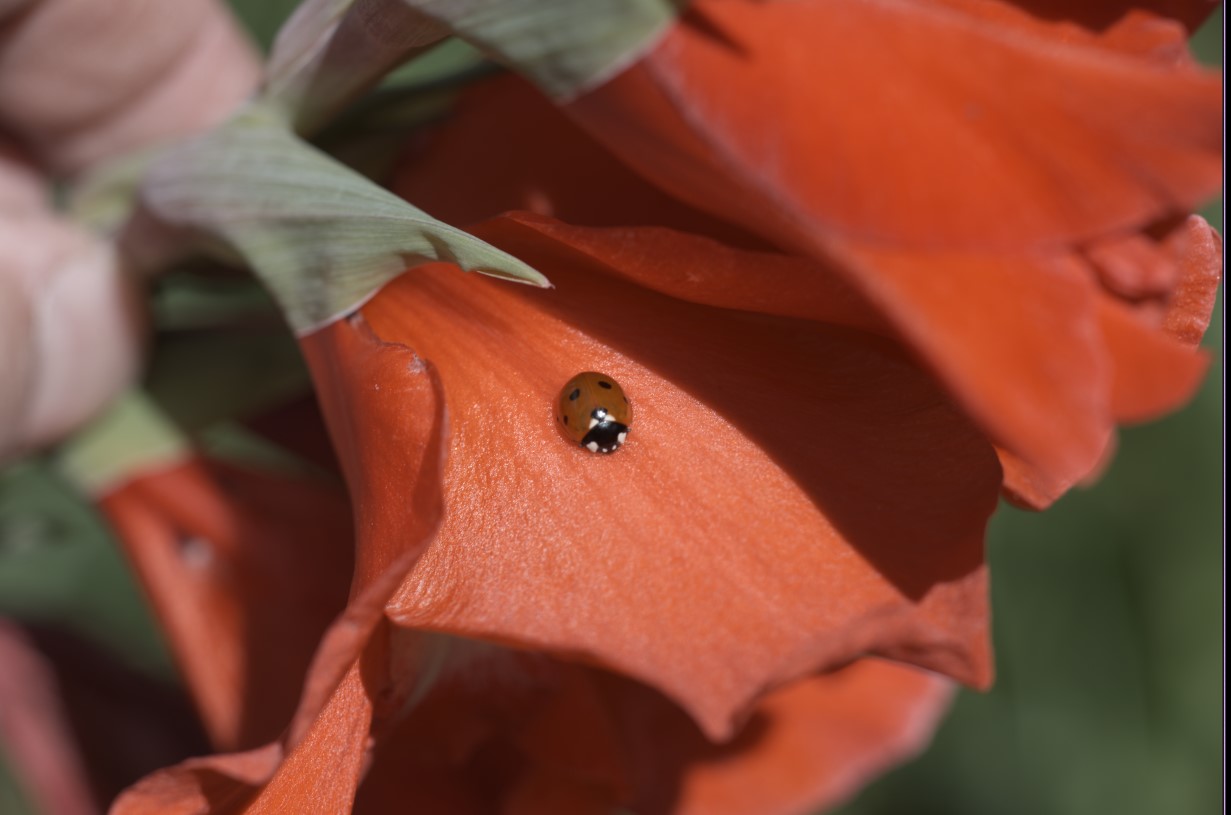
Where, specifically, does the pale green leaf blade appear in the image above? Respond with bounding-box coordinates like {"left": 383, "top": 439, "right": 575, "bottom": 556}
{"left": 264, "top": 0, "right": 450, "bottom": 133}
{"left": 403, "top": 0, "right": 685, "bottom": 99}
{"left": 140, "top": 106, "right": 549, "bottom": 334}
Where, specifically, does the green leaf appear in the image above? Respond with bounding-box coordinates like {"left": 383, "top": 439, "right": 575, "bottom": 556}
{"left": 261, "top": 0, "right": 683, "bottom": 118}
{"left": 140, "top": 105, "right": 549, "bottom": 334}
{"left": 403, "top": 0, "right": 684, "bottom": 99}
{"left": 264, "top": 0, "right": 451, "bottom": 133}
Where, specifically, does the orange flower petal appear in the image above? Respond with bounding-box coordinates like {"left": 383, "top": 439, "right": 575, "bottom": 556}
{"left": 1087, "top": 231, "right": 1183, "bottom": 300}
{"left": 985, "top": 214, "right": 1220, "bottom": 506}
{"left": 300, "top": 315, "right": 445, "bottom": 589}
{"left": 494, "top": 211, "right": 886, "bottom": 334}
{"left": 565, "top": 0, "right": 1221, "bottom": 253}
{"left": 833, "top": 243, "right": 1115, "bottom": 501}
{"left": 351, "top": 230, "right": 997, "bottom": 737}
{"left": 286, "top": 316, "right": 447, "bottom": 746}
{"left": 244, "top": 666, "right": 373, "bottom": 815}
{"left": 1098, "top": 297, "right": 1210, "bottom": 423}
{"left": 1159, "top": 214, "right": 1223, "bottom": 347}
{"left": 98, "top": 458, "right": 352, "bottom": 750}
{"left": 605, "top": 660, "right": 952, "bottom": 815}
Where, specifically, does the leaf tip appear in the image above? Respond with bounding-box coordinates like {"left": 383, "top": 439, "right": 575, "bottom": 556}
{"left": 473, "top": 264, "right": 553, "bottom": 289}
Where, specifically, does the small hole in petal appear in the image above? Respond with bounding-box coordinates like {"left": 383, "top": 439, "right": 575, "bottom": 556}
{"left": 176, "top": 533, "right": 213, "bottom": 570}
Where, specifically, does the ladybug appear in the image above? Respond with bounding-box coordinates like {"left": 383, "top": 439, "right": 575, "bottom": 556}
{"left": 556, "top": 372, "right": 632, "bottom": 454}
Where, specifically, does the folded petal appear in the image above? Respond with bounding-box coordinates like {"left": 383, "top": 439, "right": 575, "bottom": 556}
{"left": 834, "top": 243, "right": 1115, "bottom": 504}
{"left": 243, "top": 666, "right": 373, "bottom": 815}
{"left": 605, "top": 660, "right": 952, "bottom": 815}
{"left": 1097, "top": 297, "right": 1210, "bottom": 423}
{"left": 350, "top": 225, "right": 997, "bottom": 737}
{"left": 299, "top": 315, "right": 445, "bottom": 590}
{"left": 985, "top": 214, "right": 1220, "bottom": 506}
{"left": 288, "top": 315, "right": 447, "bottom": 744}
{"left": 1159, "top": 214, "right": 1223, "bottom": 347}
{"left": 564, "top": 0, "right": 1222, "bottom": 253}
{"left": 494, "top": 212, "right": 886, "bottom": 335}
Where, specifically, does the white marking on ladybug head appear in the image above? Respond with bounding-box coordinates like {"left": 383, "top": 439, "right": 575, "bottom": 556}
{"left": 589, "top": 417, "right": 600, "bottom": 429}
{"left": 617, "top": 431, "right": 627, "bottom": 444}
{"left": 586, "top": 441, "right": 600, "bottom": 452}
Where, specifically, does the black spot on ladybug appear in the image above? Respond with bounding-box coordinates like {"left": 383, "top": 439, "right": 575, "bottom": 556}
{"left": 597, "top": 380, "right": 613, "bottom": 389}
{"left": 569, "top": 388, "right": 581, "bottom": 401}
{"left": 581, "top": 421, "right": 628, "bottom": 454}
{"left": 562, "top": 415, "right": 569, "bottom": 425}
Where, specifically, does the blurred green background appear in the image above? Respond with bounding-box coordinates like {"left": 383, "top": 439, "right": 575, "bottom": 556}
{"left": 0, "top": 3, "right": 1222, "bottom": 814}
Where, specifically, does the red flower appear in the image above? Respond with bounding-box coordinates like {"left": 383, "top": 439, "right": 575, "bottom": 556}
{"left": 114, "top": 133, "right": 1000, "bottom": 815}
{"left": 111, "top": 1, "right": 1220, "bottom": 813}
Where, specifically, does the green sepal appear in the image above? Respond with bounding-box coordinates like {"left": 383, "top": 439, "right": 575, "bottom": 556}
{"left": 140, "top": 105, "right": 549, "bottom": 335}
